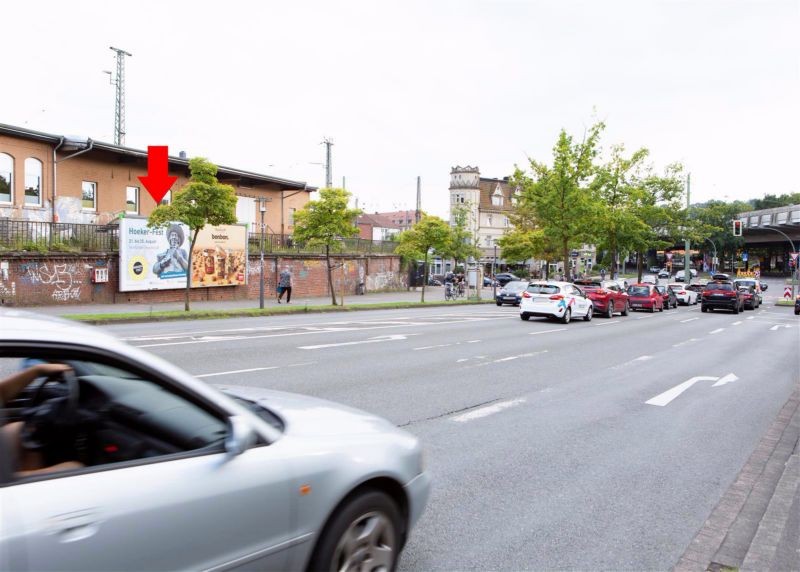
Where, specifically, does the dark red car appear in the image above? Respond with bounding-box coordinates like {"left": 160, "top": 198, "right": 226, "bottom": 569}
{"left": 701, "top": 281, "right": 744, "bottom": 313}
{"left": 626, "top": 283, "right": 664, "bottom": 312}
{"left": 574, "top": 279, "right": 630, "bottom": 318}
{"left": 655, "top": 285, "right": 678, "bottom": 309}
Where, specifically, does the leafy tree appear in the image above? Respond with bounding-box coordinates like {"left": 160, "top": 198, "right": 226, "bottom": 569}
{"left": 148, "top": 157, "right": 237, "bottom": 311}
{"left": 395, "top": 215, "right": 451, "bottom": 302}
{"left": 511, "top": 122, "right": 604, "bottom": 279}
{"left": 440, "top": 204, "right": 481, "bottom": 271}
{"left": 749, "top": 192, "right": 800, "bottom": 210}
{"left": 293, "top": 187, "right": 361, "bottom": 306}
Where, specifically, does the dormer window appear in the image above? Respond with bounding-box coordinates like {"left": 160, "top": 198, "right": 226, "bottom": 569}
{"left": 491, "top": 184, "right": 504, "bottom": 207}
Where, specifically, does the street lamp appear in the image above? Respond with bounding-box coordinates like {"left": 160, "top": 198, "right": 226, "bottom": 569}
{"left": 259, "top": 199, "right": 267, "bottom": 309}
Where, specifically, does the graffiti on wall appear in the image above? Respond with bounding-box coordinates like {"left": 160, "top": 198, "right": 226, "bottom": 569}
{"left": 367, "top": 271, "right": 404, "bottom": 291}
{"left": 0, "top": 261, "right": 15, "bottom": 300}
{"left": 20, "top": 262, "right": 86, "bottom": 302}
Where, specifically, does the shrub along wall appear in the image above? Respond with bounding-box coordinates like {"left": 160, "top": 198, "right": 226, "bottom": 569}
{"left": 0, "top": 253, "right": 405, "bottom": 307}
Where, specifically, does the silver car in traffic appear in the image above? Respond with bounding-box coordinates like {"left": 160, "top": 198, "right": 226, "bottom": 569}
{"left": 0, "top": 309, "right": 430, "bottom": 571}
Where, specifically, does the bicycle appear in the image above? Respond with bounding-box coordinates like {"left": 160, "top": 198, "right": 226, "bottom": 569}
{"left": 454, "top": 282, "right": 465, "bottom": 299}
{"left": 444, "top": 282, "right": 455, "bottom": 301}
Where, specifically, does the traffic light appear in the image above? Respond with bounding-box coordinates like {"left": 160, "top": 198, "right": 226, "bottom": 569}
{"left": 733, "top": 220, "right": 743, "bottom": 237}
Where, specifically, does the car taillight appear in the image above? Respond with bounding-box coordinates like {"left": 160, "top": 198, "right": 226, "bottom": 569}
{"left": 549, "top": 294, "right": 564, "bottom": 300}
{"left": 725, "top": 292, "right": 735, "bottom": 297}
{"left": 522, "top": 292, "right": 532, "bottom": 298}
{"left": 595, "top": 289, "right": 608, "bottom": 296}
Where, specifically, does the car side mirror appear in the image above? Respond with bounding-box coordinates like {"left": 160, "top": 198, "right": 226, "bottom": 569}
{"left": 761, "top": 284, "right": 768, "bottom": 291}
{"left": 225, "top": 415, "right": 257, "bottom": 458}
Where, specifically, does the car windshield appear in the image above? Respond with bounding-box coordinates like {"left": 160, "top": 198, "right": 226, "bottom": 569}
{"left": 710, "top": 283, "right": 734, "bottom": 291}
{"left": 503, "top": 281, "right": 528, "bottom": 292}
{"left": 527, "top": 284, "right": 560, "bottom": 295}
{"left": 628, "top": 286, "right": 651, "bottom": 296}
{"left": 574, "top": 280, "right": 601, "bottom": 287}
{"left": 668, "top": 285, "right": 683, "bottom": 291}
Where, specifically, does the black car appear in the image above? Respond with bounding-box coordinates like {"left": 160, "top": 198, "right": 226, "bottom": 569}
{"left": 701, "top": 281, "right": 744, "bottom": 313}
{"left": 495, "top": 280, "right": 528, "bottom": 306}
{"left": 795, "top": 294, "right": 800, "bottom": 316}
{"left": 494, "top": 272, "right": 520, "bottom": 286}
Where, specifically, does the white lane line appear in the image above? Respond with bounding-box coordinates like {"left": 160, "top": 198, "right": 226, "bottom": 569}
{"left": 637, "top": 315, "right": 655, "bottom": 319}
{"left": 614, "top": 355, "right": 653, "bottom": 368}
{"left": 528, "top": 328, "right": 567, "bottom": 336}
{"left": 456, "top": 358, "right": 469, "bottom": 363}
{"left": 299, "top": 334, "right": 417, "bottom": 350}
{"left": 493, "top": 351, "right": 546, "bottom": 363}
{"left": 414, "top": 344, "right": 453, "bottom": 350}
{"left": 709, "top": 328, "right": 725, "bottom": 335}
{"left": 593, "top": 321, "right": 620, "bottom": 327}
{"left": 732, "top": 321, "right": 742, "bottom": 326}
{"left": 451, "top": 398, "right": 526, "bottom": 423}
{"left": 466, "top": 340, "right": 481, "bottom": 343}
{"left": 646, "top": 376, "right": 718, "bottom": 407}
{"left": 633, "top": 355, "right": 653, "bottom": 362}
{"left": 681, "top": 317, "right": 699, "bottom": 323}
{"left": 770, "top": 324, "right": 793, "bottom": 331}
{"left": 747, "top": 316, "right": 755, "bottom": 320}
{"left": 195, "top": 366, "right": 280, "bottom": 378}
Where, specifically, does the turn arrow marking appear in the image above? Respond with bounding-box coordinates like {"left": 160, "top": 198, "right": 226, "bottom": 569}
{"left": 646, "top": 372, "right": 739, "bottom": 406}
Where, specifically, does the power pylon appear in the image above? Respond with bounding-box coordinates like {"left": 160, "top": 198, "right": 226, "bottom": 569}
{"left": 106, "top": 47, "right": 132, "bottom": 145}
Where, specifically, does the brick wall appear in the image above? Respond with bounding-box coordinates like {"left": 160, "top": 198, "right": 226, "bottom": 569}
{"left": 0, "top": 253, "right": 405, "bottom": 307}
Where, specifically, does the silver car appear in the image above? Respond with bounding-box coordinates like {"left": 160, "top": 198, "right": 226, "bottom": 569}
{"left": 0, "top": 309, "right": 430, "bottom": 571}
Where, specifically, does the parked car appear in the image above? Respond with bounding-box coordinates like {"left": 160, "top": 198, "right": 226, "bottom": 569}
{"left": 520, "top": 281, "right": 593, "bottom": 323}
{"left": 495, "top": 280, "right": 528, "bottom": 306}
{"left": 494, "top": 272, "right": 521, "bottom": 286}
{"left": 641, "top": 274, "right": 658, "bottom": 285}
{"left": 737, "top": 285, "right": 760, "bottom": 310}
{"left": 668, "top": 283, "right": 698, "bottom": 305}
{"left": 626, "top": 283, "right": 664, "bottom": 312}
{"left": 483, "top": 276, "right": 497, "bottom": 287}
{"left": 795, "top": 294, "right": 800, "bottom": 315}
{"left": 655, "top": 285, "right": 679, "bottom": 309}
{"left": 674, "top": 269, "right": 698, "bottom": 282}
{"left": 657, "top": 268, "right": 671, "bottom": 279}
{"left": 0, "top": 310, "right": 430, "bottom": 571}
{"left": 701, "top": 281, "right": 744, "bottom": 313}
{"left": 573, "top": 279, "right": 630, "bottom": 318}
{"left": 648, "top": 266, "right": 661, "bottom": 273}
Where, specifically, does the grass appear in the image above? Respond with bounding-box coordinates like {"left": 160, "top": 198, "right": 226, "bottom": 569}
{"left": 64, "top": 298, "right": 494, "bottom": 324}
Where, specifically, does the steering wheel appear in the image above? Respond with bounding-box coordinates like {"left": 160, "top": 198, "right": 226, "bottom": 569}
{"left": 20, "top": 369, "right": 81, "bottom": 452}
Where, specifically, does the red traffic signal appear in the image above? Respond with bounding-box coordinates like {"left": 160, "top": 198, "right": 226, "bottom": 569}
{"left": 732, "top": 220, "right": 743, "bottom": 236}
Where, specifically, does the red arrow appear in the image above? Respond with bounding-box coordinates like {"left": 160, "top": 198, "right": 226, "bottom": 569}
{"left": 138, "top": 146, "right": 178, "bottom": 204}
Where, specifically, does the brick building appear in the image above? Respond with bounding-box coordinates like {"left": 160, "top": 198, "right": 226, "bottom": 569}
{"left": 0, "top": 123, "right": 313, "bottom": 235}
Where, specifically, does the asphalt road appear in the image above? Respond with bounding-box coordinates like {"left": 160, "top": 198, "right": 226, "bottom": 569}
{"left": 102, "top": 294, "right": 799, "bottom": 570}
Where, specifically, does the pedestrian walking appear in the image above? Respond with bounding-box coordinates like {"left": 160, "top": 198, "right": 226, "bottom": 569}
{"left": 277, "top": 266, "right": 293, "bottom": 303}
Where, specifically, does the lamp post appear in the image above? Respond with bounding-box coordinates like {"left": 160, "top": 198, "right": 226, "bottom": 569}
{"left": 259, "top": 199, "right": 266, "bottom": 309}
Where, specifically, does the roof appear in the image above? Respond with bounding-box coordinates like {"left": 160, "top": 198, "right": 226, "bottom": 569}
{"left": 478, "top": 177, "right": 515, "bottom": 212}
{"left": 357, "top": 213, "right": 402, "bottom": 229}
{"left": 0, "top": 123, "right": 314, "bottom": 192}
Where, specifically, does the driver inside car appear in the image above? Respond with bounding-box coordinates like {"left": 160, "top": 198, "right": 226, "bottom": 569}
{"left": 0, "top": 362, "right": 84, "bottom": 477}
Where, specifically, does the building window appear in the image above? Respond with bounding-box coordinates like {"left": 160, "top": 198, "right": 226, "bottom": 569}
{"left": 504, "top": 216, "right": 510, "bottom": 227}
{"left": 485, "top": 235, "right": 493, "bottom": 246}
{"left": 81, "top": 181, "right": 97, "bottom": 210}
{"left": 126, "top": 186, "right": 139, "bottom": 214}
{"left": 24, "top": 158, "right": 42, "bottom": 206}
{"left": 289, "top": 208, "right": 296, "bottom": 226}
{"left": 160, "top": 190, "right": 171, "bottom": 205}
{"left": 487, "top": 214, "right": 493, "bottom": 226}
{"left": 0, "top": 153, "right": 12, "bottom": 204}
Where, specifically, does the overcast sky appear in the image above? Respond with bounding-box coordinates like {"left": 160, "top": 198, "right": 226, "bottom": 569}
{"left": 2, "top": 0, "right": 798, "bottom": 218}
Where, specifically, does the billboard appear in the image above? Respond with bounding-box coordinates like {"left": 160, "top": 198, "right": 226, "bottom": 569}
{"left": 190, "top": 224, "right": 248, "bottom": 287}
{"left": 119, "top": 219, "right": 248, "bottom": 291}
{"left": 120, "top": 218, "right": 190, "bottom": 292}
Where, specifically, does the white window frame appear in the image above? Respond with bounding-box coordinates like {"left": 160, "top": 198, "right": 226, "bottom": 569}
{"left": 126, "top": 186, "right": 139, "bottom": 214}
{"left": 82, "top": 181, "right": 97, "bottom": 211}
{"left": 0, "top": 152, "right": 13, "bottom": 204}
{"left": 24, "top": 157, "right": 43, "bottom": 207}
{"left": 160, "top": 190, "right": 172, "bottom": 206}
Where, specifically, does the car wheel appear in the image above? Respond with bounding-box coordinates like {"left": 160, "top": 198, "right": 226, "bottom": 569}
{"left": 309, "top": 490, "right": 401, "bottom": 572}
{"left": 659, "top": 303, "right": 664, "bottom": 312}
{"left": 621, "top": 301, "right": 629, "bottom": 316}
{"left": 606, "top": 302, "right": 614, "bottom": 319}
{"left": 496, "top": 301, "right": 502, "bottom": 306}
{"left": 561, "top": 308, "right": 571, "bottom": 324}
{"left": 584, "top": 305, "right": 593, "bottom": 321}
{"left": 733, "top": 304, "right": 739, "bottom": 314}
{"left": 701, "top": 305, "right": 707, "bottom": 312}
{"left": 649, "top": 306, "right": 655, "bottom": 313}
{"left": 520, "top": 313, "right": 530, "bottom": 321}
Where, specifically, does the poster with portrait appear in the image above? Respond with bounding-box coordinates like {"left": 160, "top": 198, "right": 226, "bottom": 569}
{"left": 190, "top": 224, "right": 248, "bottom": 287}
{"left": 119, "top": 218, "right": 190, "bottom": 292}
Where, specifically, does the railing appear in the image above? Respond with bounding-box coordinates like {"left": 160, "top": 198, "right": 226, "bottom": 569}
{"left": 0, "top": 219, "right": 398, "bottom": 256}
{"left": 0, "top": 219, "right": 119, "bottom": 253}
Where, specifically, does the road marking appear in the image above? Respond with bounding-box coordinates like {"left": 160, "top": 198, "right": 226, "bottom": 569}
{"left": 466, "top": 340, "right": 481, "bottom": 343}
{"left": 196, "top": 366, "right": 280, "bottom": 378}
{"left": 414, "top": 344, "right": 452, "bottom": 350}
{"left": 633, "top": 355, "right": 653, "bottom": 362}
{"left": 528, "top": 328, "right": 567, "bottom": 335}
{"left": 747, "top": 316, "right": 755, "bottom": 320}
{"left": 614, "top": 355, "right": 653, "bottom": 368}
{"left": 299, "top": 334, "right": 418, "bottom": 350}
{"left": 456, "top": 358, "right": 469, "bottom": 363}
{"left": 494, "top": 351, "right": 547, "bottom": 363}
{"left": 593, "top": 320, "right": 620, "bottom": 327}
{"left": 770, "top": 324, "right": 792, "bottom": 331}
{"left": 636, "top": 315, "right": 655, "bottom": 319}
{"left": 732, "top": 321, "right": 742, "bottom": 326}
{"left": 709, "top": 328, "right": 725, "bottom": 335}
{"left": 451, "top": 398, "right": 526, "bottom": 423}
{"left": 680, "top": 317, "right": 699, "bottom": 323}
{"left": 712, "top": 373, "right": 739, "bottom": 387}
{"left": 646, "top": 376, "right": 719, "bottom": 406}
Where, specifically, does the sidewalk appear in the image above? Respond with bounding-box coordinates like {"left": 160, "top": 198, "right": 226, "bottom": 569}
{"left": 25, "top": 286, "right": 497, "bottom": 319}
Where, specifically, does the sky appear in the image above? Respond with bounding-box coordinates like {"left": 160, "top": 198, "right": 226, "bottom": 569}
{"left": 2, "top": 0, "right": 798, "bottom": 219}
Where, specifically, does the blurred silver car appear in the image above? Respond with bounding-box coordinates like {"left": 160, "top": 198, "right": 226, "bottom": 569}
{"left": 0, "top": 309, "right": 430, "bottom": 571}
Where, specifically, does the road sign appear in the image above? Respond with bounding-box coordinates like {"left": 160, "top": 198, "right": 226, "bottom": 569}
{"left": 666, "top": 252, "right": 673, "bottom": 261}
{"left": 784, "top": 286, "right": 793, "bottom": 299}
{"left": 791, "top": 252, "right": 799, "bottom": 263}
{"left": 741, "top": 252, "right": 748, "bottom": 262}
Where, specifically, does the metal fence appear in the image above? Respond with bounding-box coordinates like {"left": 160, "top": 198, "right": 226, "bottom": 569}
{"left": 0, "top": 219, "right": 398, "bottom": 256}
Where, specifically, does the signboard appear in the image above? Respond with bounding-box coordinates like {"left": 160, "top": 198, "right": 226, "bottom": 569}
{"left": 784, "top": 286, "right": 792, "bottom": 299}
{"left": 741, "top": 252, "right": 748, "bottom": 262}
{"left": 119, "top": 218, "right": 191, "bottom": 292}
{"left": 791, "top": 252, "right": 799, "bottom": 263}
{"left": 119, "top": 219, "right": 248, "bottom": 291}
{"left": 666, "top": 252, "right": 673, "bottom": 261}
{"left": 190, "top": 224, "right": 248, "bottom": 287}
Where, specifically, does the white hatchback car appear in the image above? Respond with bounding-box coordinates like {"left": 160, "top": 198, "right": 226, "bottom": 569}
{"left": 519, "top": 281, "right": 593, "bottom": 323}
{"left": 668, "top": 283, "right": 699, "bottom": 305}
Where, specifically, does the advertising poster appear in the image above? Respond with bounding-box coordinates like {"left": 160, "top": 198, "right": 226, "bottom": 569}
{"left": 190, "top": 224, "right": 248, "bottom": 288}
{"left": 119, "top": 218, "right": 190, "bottom": 292}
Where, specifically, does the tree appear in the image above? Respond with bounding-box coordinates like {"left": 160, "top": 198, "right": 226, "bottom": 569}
{"left": 511, "top": 122, "right": 604, "bottom": 280}
{"left": 395, "top": 215, "right": 451, "bottom": 302}
{"left": 440, "top": 204, "right": 481, "bottom": 272}
{"left": 292, "top": 187, "right": 361, "bottom": 306}
{"left": 148, "top": 157, "right": 237, "bottom": 311}
{"left": 691, "top": 200, "right": 749, "bottom": 271}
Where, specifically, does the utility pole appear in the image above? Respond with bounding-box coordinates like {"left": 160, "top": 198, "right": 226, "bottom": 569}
{"left": 684, "top": 173, "right": 691, "bottom": 282}
{"left": 322, "top": 138, "right": 333, "bottom": 188}
{"left": 107, "top": 47, "right": 132, "bottom": 146}
{"left": 416, "top": 176, "right": 421, "bottom": 223}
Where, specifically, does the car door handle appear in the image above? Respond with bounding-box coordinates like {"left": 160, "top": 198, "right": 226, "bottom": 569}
{"left": 46, "top": 509, "right": 101, "bottom": 543}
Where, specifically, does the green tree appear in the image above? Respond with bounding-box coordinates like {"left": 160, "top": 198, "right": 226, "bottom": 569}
{"left": 511, "top": 122, "right": 604, "bottom": 279}
{"left": 691, "top": 199, "right": 749, "bottom": 271}
{"left": 750, "top": 192, "right": 800, "bottom": 210}
{"left": 148, "top": 157, "right": 237, "bottom": 311}
{"left": 292, "top": 187, "right": 361, "bottom": 306}
{"left": 440, "top": 204, "right": 481, "bottom": 271}
{"left": 395, "top": 215, "right": 451, "bottom": 302}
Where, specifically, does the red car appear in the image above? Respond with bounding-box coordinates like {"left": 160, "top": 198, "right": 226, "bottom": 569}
{"left": 626, "top": 283, "right": 664, "bottom": 312}
{"left": 573, "top": 279, "right": 630, "bottom": 318}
